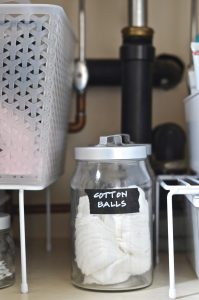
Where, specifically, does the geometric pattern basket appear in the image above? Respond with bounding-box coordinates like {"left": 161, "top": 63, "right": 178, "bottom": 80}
{"left": 0, "top": 2, "right": 75, "bottom": 295}
{"left": 0, "top": 4, "right": 75, "bottom": 188}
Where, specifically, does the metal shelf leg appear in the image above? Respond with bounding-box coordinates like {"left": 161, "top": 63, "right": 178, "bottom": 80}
{"left": 46, "top": 187, "right": 52, "bottom": 252}
{"left": 19, "top": 189, "right": 28, "bottom": 294}
{"left": 167, "top": 192, "right": 176, "bottom": 299}
{"left": 155, "top": 179, "right": 160, "bottom": 264}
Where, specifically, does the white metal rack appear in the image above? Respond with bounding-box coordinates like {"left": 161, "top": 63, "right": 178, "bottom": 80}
{"left": 2, "top": 185, "right": 52, "bottom": 294}
{"left": 156, "top": 175, "right": 199, "bottom": 299}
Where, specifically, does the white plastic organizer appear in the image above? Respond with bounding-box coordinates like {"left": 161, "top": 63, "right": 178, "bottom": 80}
{"left": 0, "top": 3, "right": 75, "bottom": 188}
{"left": 0, "top": 1, "right": 75, "bottom": 294}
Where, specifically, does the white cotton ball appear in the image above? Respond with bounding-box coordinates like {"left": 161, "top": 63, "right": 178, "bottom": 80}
{"left": 120, "top": 214, "right": 151, "bottom": 255}
{"left": 128, "top": 249, "right": 152, "bottom": 275}
{"left": 118, "top": 186, "right": 151, "bottom": 274}
{"left": 76, "top": 195, "right": 90, "bottom": 217}
{"left": 0, "top": 260, "right": 12, "bottom": 280}
{"left": 75, "top": 196, "right": 124, "bottom": 276}
{"left": 75, "top": 185, "right": 152, "bottom": 285}
{"left": 113, "top": 186, "right": 151, "bottom": 256}
{"left": 84, "top": 254, "right": 130, "bottom": 285}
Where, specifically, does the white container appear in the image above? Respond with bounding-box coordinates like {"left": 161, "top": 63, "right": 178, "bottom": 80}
{"left": 185, "top": 196, "right": 199, "bottom": 277}
{"left": 0, "top": 4, "right": 75, "bottom": 188}
{"left": 0, "top": 213, "right": 15, "bottom": 288}
{"left": 184, "top": 92, "right": 199, "bottom": 174}
{"left": 71, "top": 135, "right": 153, "bottom": 291}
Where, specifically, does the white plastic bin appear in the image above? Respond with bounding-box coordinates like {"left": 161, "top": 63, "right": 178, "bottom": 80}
{"left": 185, "top": 196, "right": 199, "bottom": 278}
{"left": 0, "top": 4, "right": 75, "bottom": 188}
{"left": 184, "top": 92, "right": 199, "bottom": 175}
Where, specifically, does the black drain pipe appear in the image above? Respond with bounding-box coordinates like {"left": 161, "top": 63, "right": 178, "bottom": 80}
{"left": 86, "top": 56, "right": 184, "bottom": 89}
{"left": 121, "top": 0, "right": 155, "bottom": 143}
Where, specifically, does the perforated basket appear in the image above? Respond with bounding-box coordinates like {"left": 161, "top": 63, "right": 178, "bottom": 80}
{"left": 0, "top": 3, "right": 75, "bottom": 188}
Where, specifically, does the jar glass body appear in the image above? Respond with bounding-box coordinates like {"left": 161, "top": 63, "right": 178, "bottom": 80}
{"left": 71, "top": 159, "right": 153, "bottom": 291}
{"left": 0, "top": 228, "right": 15, "bottom": 288}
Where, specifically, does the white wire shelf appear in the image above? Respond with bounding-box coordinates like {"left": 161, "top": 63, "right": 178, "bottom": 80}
{"left": 156, "top": 174, "right": 199, "bottom": 299}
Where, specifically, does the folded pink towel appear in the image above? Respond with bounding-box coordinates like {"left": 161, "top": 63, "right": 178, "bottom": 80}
{"left": 0, "top": 106, "right": 39, "bottom": 176}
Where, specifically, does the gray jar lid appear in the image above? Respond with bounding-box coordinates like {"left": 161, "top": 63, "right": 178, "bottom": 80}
{"left": 146, "top": 144, "right": 152, "bottom": 155}
{"left": 75, "top": 134, "right": 149, "bottom": 160}
{"left": 0, "top": 213, "right": 10, "bottom": 230}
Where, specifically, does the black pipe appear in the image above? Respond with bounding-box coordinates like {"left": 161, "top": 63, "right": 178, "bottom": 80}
{"left": 153, "top": 54, "right": 184, "bottom": 89}
{"left": 87, "top": 59, "right": 120, "bottom": 86}
{"left": 120, "top": 31, "right": 155, "bottom": 143}
{"left": 86, "top": 55, "right": 184, "bottom": 89}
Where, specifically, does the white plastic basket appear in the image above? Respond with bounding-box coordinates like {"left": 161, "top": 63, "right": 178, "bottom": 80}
{"left": 185, "top": 197, "right": 199, "bottom": 278}
{"left": 0, "top": 3, "right": 75, "bottom": 188}
{"left": 184, "top": 92, "right": 199, "bottom": 175}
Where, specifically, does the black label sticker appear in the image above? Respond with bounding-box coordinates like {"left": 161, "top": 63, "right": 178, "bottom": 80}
{"left": 85, "top": 188, "right": 140, "bottom": 214}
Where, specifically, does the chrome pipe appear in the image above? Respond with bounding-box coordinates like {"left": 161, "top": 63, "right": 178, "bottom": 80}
{"left": 79, "top": 0, "right": 86, "bottom": 62}
{"left": 191, "top": 0, "right": 198, "bottom": 42}
{"left": 128, "top": 0, "right": 148, "bottom": 27}
{"left": 190, "top": 0, "right": 198, "bottom": 65}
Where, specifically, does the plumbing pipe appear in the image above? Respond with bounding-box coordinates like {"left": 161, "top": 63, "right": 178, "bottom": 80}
{"left": 74, "top": 0, "right": 88, "bottom": 92}
{"left": 128, "top": 0, "right": 147, "bottom": 27}
{"left": 69, "top": 93, "right": 86, "bottom": 133}
{"left": 71, "top": 0, "right": 88, "bottom": 133}
{"left": 121, "top": 0, "right": 154, "bottom": 143}
{"left": 191, "top": 0, "right": 198, "bottom": 43}
{"left": 120, "top": 33, "right": 154, "bottom": 143}
{"left": 86, "top": 56, "right": 184, "bottom": 89}
{"left": 87, "top": 59, "right": 121, "bottom": 86}
{"left": 69, "top": 0, "right": 184, "bottom": 134}
{"left": 79, "top": 0, "right": 86, "bottom": 62}
{"left": 189, "top": 0, "right": 198, "bottom": 66}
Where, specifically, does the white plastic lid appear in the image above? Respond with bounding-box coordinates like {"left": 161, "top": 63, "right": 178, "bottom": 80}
{"left": 75, "top": 134, "right": 148, "bottom": 160}
{"left": 146, "top": 144, "right": 152, "bottom": 155}
{"left": 0, "top": 213, "right": 10, "bottom": 230}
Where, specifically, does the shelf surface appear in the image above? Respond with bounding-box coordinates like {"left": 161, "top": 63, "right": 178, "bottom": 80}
{"left": 1, "top": 239, "right": 199, "bottom": 300}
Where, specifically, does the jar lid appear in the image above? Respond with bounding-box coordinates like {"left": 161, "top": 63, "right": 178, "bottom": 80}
{"left": 75, "top": 134, "right": 149, "bottom": 160}
{"left": 146, "top": 144, "right": 152, "bottom": 155}
{"left": 0, "top": 213, "right": 10, "bottom": 230}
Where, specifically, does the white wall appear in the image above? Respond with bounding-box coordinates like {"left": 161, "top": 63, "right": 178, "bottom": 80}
{"left": 13, "top": 0, "right": 192, "bottom": 238}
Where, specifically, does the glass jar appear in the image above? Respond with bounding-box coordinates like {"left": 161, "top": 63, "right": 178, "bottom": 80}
{"left": 70, "top": 135, "right": 153, "bottom": 291}
{"left": 141, "top": 144, "right": 156, "bottom": 263}
{"left": 0, "top": 213, "right": 15, "bottom": 288}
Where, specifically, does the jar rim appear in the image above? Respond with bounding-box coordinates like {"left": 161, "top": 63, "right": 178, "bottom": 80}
{"left": 75, "top": 145, "right": 148, "bottom": 161}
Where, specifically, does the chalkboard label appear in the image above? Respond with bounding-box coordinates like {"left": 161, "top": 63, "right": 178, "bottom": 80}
{"left": 85, "top": 188, "right": 140, "bottom": 214}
